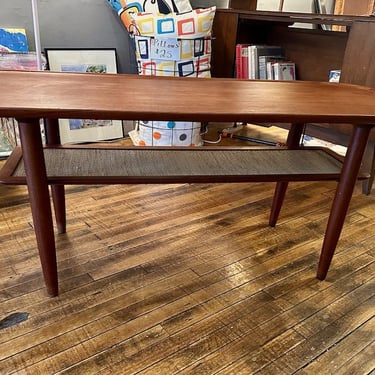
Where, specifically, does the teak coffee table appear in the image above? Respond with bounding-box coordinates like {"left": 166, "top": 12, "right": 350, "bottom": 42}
{"left": 1, "top": 71, "right": 374, "bottom": 296}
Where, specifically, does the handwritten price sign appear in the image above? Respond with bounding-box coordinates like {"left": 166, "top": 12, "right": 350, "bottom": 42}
{"left": 150, "top": 38, "right": 180, "bottom": 61}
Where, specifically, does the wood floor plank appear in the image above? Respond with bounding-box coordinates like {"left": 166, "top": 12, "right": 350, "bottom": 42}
{"left": 170, "top": 266, "right": 374, "bottom": 374}
{"left": 101, "top": 247, "right": 374, "bottom": 373}
{"left": 0, "top": 268, "right": 197, "bottom": 352}
{"left": 294, "top": 277, "right": 375, "bottom": 338}
{"left": 63, "top": 310, "right": 235, "bottom": 374}
{"left": 296, "top": 318, "right": 375, "bottom": 374}
{"left": 260, "top": 297, "right": 375, "bottom": 374}
{"left": 215, "top": 329, "right": 305, "bottom": 374}
{"left": 334, "top": 341, "right": 375, "bottom": 375}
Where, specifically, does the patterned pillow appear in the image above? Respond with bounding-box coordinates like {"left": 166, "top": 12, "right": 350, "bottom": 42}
{"left": 130, "top": 6, "right": 215, "bottom": 78}
{"left": 107, "top": 2, "right": 215, "bottom": 146}
{"left": 129, "top": 7, "right": 215, "bottom": 146}
{"left": 107, "top": 0, "right": 193, "bottom": 30}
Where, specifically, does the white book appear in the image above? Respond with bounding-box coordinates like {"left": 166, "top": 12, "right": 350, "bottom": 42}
{"left": 266, "top": 61, "right": 275, "bottom": 80}
{"left": 259, "top": 56, "right": 285, "bottom": 80}
{"left": 248, "top": 45, "right": 284, "bottom": 79}
{"left": 247, "top": 45, "right": 257, "bottom": 79}
{"left": 273, "top": 62, "right": 296, "bottom": 80}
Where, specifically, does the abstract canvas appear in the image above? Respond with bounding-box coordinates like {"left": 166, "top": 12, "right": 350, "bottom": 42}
{"left": 0, "top": 28, "right": 29, "bottom": 52}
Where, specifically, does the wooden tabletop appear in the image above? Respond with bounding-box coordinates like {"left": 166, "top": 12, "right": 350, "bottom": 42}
{"left": 1, "top": 70, "right": 375, "bottom": 124}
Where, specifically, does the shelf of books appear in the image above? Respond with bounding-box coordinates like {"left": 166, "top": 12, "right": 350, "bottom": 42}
{"left": 232, "top": 43, "right": 349, "bottom": 163}
{"left": 235, "top": 44, "right": 296, "bottom": 80}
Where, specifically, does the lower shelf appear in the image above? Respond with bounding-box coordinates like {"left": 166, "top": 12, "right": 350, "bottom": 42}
{"left": 0, "top": 145, "right": 348, "bottom": 185}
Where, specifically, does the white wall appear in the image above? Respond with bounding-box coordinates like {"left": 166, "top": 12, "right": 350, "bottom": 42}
{"left": 0, "top": 0, "right": 137, "bottom": 74}
{"left": 257, "top": 0, "right": 335, "bottom": 13}
{"left": 190, "top": 0, "right": 336, "bottom": 12}
{"left": 256, "top": 0, "right": 335, "bottom": 29}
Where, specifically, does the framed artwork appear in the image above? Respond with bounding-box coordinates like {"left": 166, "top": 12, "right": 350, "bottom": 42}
{"left": 45, "top": 48, "right": 123, "bottom": 144}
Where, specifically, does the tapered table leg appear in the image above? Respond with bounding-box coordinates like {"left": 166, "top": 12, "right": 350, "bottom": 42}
{"left": 44, "top": 118, "right": 66, "bottom": 234}
{"left": 269, "top": 123, "right": 305, "bottom": 227}
{"left": 18, "top": 119, "right": 58, "bottom": 297}
{"left": 51, "top": 185, "right": 66, "bottom": 234}
{"left": 361, "top": 143, "right": 375, "bottom": 195}
{"left": 317, "top": 125, "right": 373, "bottom": 280}
{"left": 269, "top": 182, "right": 289, "bottom": 227}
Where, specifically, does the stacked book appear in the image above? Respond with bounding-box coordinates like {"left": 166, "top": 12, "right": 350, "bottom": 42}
{"left": 235, "top": 44, "right": 296, "bottom": 80}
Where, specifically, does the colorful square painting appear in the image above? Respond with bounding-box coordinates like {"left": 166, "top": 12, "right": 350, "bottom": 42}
{"left": 0, "top": 28, "right": 29, "bottom": 52}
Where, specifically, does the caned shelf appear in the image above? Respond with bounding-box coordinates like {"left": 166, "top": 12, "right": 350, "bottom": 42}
{"left": 0, "top": 146, "right": 347, "bottom": 185}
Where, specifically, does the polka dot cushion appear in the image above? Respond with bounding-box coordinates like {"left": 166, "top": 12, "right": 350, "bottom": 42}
{"left": 138, "top": 120, "right": 203, "bottom": 146}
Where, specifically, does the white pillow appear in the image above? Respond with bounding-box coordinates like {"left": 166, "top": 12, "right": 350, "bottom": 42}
{"left": 131, "top": 6, "right": 216, "bottom": 78}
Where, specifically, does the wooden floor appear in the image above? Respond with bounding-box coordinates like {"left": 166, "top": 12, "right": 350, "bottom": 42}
{"left": 0, "top": 125, "right": 374, "bottom": 374}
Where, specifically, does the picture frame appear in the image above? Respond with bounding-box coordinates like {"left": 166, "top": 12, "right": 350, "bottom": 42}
{"left": 45, "top": 48, "right": 123, "bottom": 144}
{"left": 0, "top": 53, "right": 47, "bottom": 157}
{"left": 0, "top": 52, "right": 47, "bottom": 70}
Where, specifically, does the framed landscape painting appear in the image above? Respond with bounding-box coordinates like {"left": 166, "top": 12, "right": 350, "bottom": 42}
{"left": 45, "top": 48, "right": 123, "bottom": 144}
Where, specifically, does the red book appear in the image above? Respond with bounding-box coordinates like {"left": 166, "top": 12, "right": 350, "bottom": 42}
{"left": 235, "top": 44, "right": 250, "bottom": 78}
{"left": 235, "top": 44, "right": 243, "bottom": 78}
{"left": 241, "top": 44, "right": 250, "bottom": 79}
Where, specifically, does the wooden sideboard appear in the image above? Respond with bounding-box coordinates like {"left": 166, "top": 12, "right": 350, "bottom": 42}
{"left": 211, "top": 9, "right": 375, "bottom": 193}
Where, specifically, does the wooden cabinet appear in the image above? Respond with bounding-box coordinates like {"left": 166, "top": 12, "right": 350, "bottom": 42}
{"left": 211, "top": 9, "right": 375, "bottom": 193}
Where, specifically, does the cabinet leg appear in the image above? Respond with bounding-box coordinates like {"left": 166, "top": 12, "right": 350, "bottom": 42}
{"left": 317, "top": 125, "right": 372, "bottom": 280}
{"left": 269, "top": 123, "right": 304, "bottom": 226}
{"left": 18, "top": 119, "right": 58, "bottom": 297}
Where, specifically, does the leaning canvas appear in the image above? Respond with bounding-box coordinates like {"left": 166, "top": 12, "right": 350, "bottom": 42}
{"left": 0, "top": 28, "right": 29, "bottom": 52}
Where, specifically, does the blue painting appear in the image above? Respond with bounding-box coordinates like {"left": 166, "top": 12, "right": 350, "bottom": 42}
{"left": 0, "top": 28, "right": 29, "bottom": 52}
